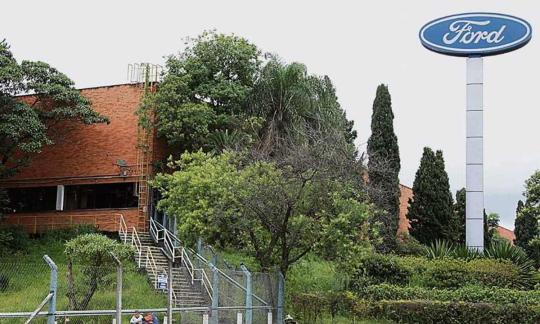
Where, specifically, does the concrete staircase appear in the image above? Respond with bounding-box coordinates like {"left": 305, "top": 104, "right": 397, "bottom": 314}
{"left": 123, "top": 232, "right": 209, "bottom": 307}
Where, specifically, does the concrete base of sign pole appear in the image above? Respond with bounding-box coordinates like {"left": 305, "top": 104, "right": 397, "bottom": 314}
{"left": 465, "top": 56, "right": 484, "bottom": 251}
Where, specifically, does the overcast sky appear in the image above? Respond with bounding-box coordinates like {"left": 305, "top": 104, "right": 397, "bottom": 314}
{"left": 3, "top": 0, "right": 539, "bottom": 228}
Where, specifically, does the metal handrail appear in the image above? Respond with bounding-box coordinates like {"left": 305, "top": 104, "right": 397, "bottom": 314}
{"left": 188, "top": 247, "right": 269, "bottom": 306}
{"left": 181, "top": 248, "right": 195, "bottom": 285}
{"left": 131, "top": 227, "right": 143, "bottom": 268}
{"left": 149, "top": 217, "right": 164, "bottom": 243}
{"left": 118, "top": 215, "right": 128, "bottom": 242}
{"left": 145, "top": 246, "right": 158, "bottom": 281}
{"left": 199, "top": 268, "right": 213, "bottom": 301}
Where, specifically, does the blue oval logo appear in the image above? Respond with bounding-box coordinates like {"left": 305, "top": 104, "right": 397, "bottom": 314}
{"left": 419, "top": 13, "right": 532, "bottom": 56}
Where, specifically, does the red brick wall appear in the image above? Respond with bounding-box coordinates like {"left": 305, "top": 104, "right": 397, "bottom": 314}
{"left": 398, "top": 184, "right": 413, "bottom": 235}
{"left": 2, "top": 208, "right": 138, "bottom": 234}
{"left": 9, "top": 84, "right": 143, "bottom": 182}
{"left": 0, "top": 83, "right": 169, "bottom": 232}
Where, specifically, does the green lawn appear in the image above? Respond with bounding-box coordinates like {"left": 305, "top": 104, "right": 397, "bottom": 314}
{"left": 0, "top": 236, "right": 166, "bottom": 313}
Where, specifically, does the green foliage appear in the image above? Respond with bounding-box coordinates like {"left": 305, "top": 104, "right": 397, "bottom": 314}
{"left": 366, "top": 84, "right": 400, "bottom": 252}
{"left": 355, "top": 300, "right": 540, "bottom": 324}
{"left": 452, "top": 188, "right": 466, "bottom": 244}
{"left": 153, "top": 150, "right": 371, "bottom": 275}
{"left": 528, "top": 238, "right": 540, "bottom": 268}
{"left": 64, "top": 233, "right": 133, "bottom": 310}
{"left": 424, "top": 258, "right": 526, "bottom": 289}
{"left": 408, "top": 148, "right": 455, "bottom": 244}
{"left": 425, "top": 240, "right": 455, "bottom": 259}
{"left": 351, "top": 253, "right": 533, "bottom": 291}
{"left": 153, "top": 31, "right": 261, "bottom": 152}
{"left": 515, "top": 171, "right": 540, "bottom": 258}
{"left": 356, "top": 283, "right": 540, "bottom": 305}
{"left": 395, "top": 233, "right": 426, "bottom": 256}
{"left": 0, "top": 235, "right": 166, "bottom": 312}
{"left": 0, "top": 225, "right": 28, "bottom": 255}
{"left": 249, "top": 59, "right": 356, "bottom": 155}
{"left": 352, "top": 254, "right": 412, "bottom": 288}
{"left": 0, "top": 40, "right": 108, "bottom": 179}
{"left": 40, "top": 224, "right": 98, "bottom": 243}
{"left": 451, "top": 244, "right": 482, "bottom": 261}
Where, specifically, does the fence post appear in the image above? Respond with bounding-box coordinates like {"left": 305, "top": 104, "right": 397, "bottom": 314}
{"left": 240, "top": 264, "right": 252, "bottom": 324}
{"left": 43, "top": 255, "right": 57, "bottom": 324}
{"left": 209, "top": 263, "right": 219, "bottom": 324}
{"left": 277, "top": 271, "right": 285, "bottom": 324}
{"left": 168, "top": 258, "right": 173, "bottom": 324}
{"left": 110, "top": 253, "right": 122, "bottom": 324}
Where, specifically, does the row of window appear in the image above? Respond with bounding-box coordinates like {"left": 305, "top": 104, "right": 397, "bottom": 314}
{"left": 6, "top": 183, "right": 138, "bottom": 213}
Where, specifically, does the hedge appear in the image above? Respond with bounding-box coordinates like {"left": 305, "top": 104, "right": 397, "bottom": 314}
{"left": 357, "top": 300, "right": 540, "bottom": 324}
{"left": 352, "top": 254, "right": 534, "bottom": 290}
{"left": 356, "top": 283, "right": 540, "bottom": 305}
{"left": 291, "top": 291, "right": 540, "bottom": 323}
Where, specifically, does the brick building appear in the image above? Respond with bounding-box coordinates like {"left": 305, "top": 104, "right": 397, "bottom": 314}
{"left": 397, "top": 184, "right": 515, "bottom": 244}
{"left": 0, "top": 83, "right": 166, "bottom": 233}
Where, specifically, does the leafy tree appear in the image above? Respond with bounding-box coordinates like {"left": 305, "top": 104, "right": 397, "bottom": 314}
{"left": 451, "top": 188, "right": 466, "bottom": 244}
{"left": 151, "top": 31, "right": 262, "bottom": 152}
{"left": 0, "top": 40, "right": 108, "bottom": 179}
{"left": 249, "top": 59, "right": 356, "bottom": 156}
{"left": 514, "top": 171, "right": 540, "bottom": 255}
{"left": 65, "top": 234, "right": 132, "bottom": 310}
{"left": 408, "top": 148, "right": 454, "bottom": 244}
{"left": 154, "top": 147, "right": 371, "bottom": 277}
{"left": 367, "top": 84, "right": 400, "bottom": 252}
{"left": 454, "top": 188, "right": 495, "bottom": 246}
{"left": 485, "top": 212, "right": 501, "bottom": 247}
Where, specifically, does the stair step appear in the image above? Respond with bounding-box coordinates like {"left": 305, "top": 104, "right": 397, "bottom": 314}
{"left": 120, "top": 231, "right": 209, "bottom": 306}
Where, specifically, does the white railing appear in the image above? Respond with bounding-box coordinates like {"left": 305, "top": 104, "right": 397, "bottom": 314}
{"left": 131, "top": 226, "right": 143, "bottom": 268}
{"left": 118, "top": 215, "right": 128, "bottom": 242}
{"left": 145, "top": 246, "right": 158, "bottom": 280}
{"left": 149, "top": 217, "right": 164, "bottom": 242}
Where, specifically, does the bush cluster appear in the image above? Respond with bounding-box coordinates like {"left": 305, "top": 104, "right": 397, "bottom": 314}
{"left": 40, "top": 224, "right": 98, "bottom": 242}
{"left": 356, "top": 283, "right": 540, "bottom": 305}
{"left": 0, "top": 225, "right": 28, "bottom": 255}
{"left": 352, "top": 253, "right": 534, "bottom": 290}
{"left": 291, "top": 291, "right": 540, "bottom": 323}
{"left": 357, "top": 300, "right": 540, "bottom": 324}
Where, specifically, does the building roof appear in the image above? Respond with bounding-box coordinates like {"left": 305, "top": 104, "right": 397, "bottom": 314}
{"left": 496, "top": 225, "right": 516, "bottom": 243}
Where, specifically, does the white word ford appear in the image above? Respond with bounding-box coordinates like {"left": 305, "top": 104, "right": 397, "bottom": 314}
{"left": 443, "top": 20, "right": 506, "bottom": 45}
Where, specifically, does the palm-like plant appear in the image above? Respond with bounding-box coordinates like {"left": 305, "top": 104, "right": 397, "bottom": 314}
{"left": 425, "top": 240, "right": 454, "bottom": 259}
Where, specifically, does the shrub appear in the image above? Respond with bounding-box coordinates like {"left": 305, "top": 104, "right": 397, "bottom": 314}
{"left": 422, "top": 258, "right": 525, "bottom": 289}
{"left": 356, "top": 283, "right": 540, "bottom": 305}
{"left": 395, "top": 233, "right": 426, "bottom": 256}
{"left": 351, "top": 254, "right": 411, "bottom": 289}
{"left": 355, "top": 300, "right": 540, "bottom": 324}
{"left": 422, "top": 258, "right": 470, "bottom": 289}
{"left": 41, "top": 224, "right": 98, "bottom": 242}
{"left": 0, "top": 225, "right": 29, "bottom": 254}
{"left": 425, "top": 240, "right": 454, "bottom": 259}
{"left": 452, "top": 244, "right": 482, "bottom": 261}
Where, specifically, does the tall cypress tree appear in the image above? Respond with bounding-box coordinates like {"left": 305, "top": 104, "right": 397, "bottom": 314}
{"left": 367, "top": 84, "right": 400, "bottom": 252}
{"left": 451, "top": 188, "right": 466, "bottom": 244}
{"left": 408, "top": 148, "right": 454, "bottom": 244}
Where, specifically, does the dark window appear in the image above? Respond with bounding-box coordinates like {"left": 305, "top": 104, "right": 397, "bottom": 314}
{"left": 64, "top": 183, "right": 138, "bottom": 210}
{"left": 7, "top": 187, "right": 57, "bottom": 213}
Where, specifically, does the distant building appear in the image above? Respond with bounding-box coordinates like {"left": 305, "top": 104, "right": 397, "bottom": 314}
{"left": 0, "top": 83, "right": 167, "bottom": 233}
{"left": 397, "top": 185, "right": 515, "bottom": 244}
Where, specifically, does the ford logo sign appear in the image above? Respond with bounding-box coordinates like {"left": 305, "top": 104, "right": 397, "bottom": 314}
{"left": 419, "top": 13, "right": 532, "bottom": 56}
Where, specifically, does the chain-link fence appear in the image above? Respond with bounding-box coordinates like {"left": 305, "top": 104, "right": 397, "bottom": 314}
{"left": 0, "top": 255, "right": 280, "bottom": 324}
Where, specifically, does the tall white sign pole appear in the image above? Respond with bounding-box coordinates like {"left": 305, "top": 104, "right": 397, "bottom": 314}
{"left": 420, "top": 13, "right": 531, "bottom": 251}
{"left": 466, "top": 57, "right": 484, "bottom": 251}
